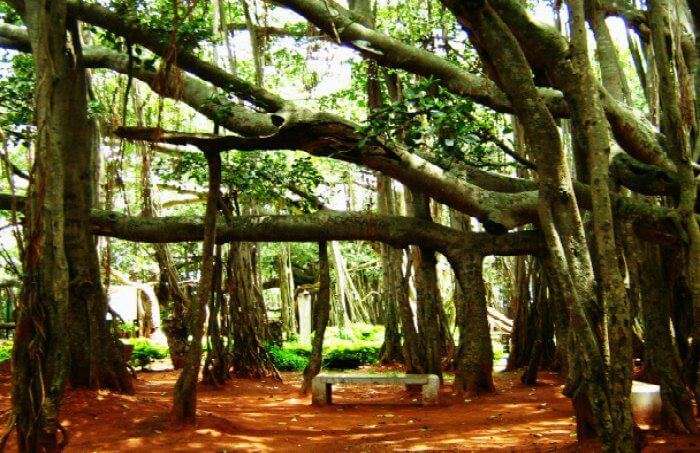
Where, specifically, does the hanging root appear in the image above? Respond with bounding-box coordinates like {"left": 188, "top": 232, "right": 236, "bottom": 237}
{"left": 0, "top": 415, "right": 16, "bottom": 451}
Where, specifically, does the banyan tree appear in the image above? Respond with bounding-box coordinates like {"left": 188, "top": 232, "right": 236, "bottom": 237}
{"left": 0, "top": 0, "right": 699, "bottom": 451}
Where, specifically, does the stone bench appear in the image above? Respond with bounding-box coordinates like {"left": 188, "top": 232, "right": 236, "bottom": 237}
{"left": 631, "top": 380, "right": 661, "bottom": 421}
{"left": 311, "top": 373, "right": 439, "bottom": 406}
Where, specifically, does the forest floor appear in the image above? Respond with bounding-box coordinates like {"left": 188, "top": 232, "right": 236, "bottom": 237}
{"left": 1, "top": 364, "right": 699, "bottom": 451}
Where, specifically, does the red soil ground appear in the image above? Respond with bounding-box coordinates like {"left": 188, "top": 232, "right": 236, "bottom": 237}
{"left": 1, "top": 365, "right": 699, "bottom": 451}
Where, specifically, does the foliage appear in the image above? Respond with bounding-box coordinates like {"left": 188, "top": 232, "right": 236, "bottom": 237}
{"left": 323, "top": 345, "right": 380, "bottom": 370}
{"left": 0, "top": 54, "right": 35, "bottom": 137}
{"left": 117, "top": 321, "right": 138, "bottom": 338}
{"left": 126, "top": 338, "right": 169, "bottom": 370}
{"left": 99, "top": 0, "right": 213, "bottom": 53}
{"left": 0, "top": 340, "right": 11, "bottom": 364}
{"left": 155, "top": 150, "right": 324, "bottom": 211}
{"left": 360, "top": 77, "right": 513, "bottom": 171}
{"left": 265, "top": 324, "right": 384, "bottom": 371}
{"left": 267, "top": 345, "right": 309, "bottom": 371}
{"left": 493, "top": 342, "right": 505, "bottom": 362}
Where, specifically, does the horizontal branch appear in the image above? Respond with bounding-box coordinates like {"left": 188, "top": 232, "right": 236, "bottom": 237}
{"left": 0, "top": 191, "right": 541, "bottom": 256}
{"left": 228, "top": 22, "right": 325, "bottom": 40}
{"left": 89, "top": 210, "right": 543, "bottom": 257}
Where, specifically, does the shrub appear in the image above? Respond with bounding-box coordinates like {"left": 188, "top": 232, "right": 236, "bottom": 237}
{"left": 0, "top": 340, "right": 11, "bottom": 364}
{"left": 323, "top": 345, "right": 380, "bottom": 370}
{"left": 493, "top": 342, "right": 505, "bottom": 361}
{"left": 127, "top": 339, "right": 169, "bottom": 370}
{"left": 117, "top": 321, "right": 138, "bottom": 338}
{"left": 350, "top": 324, "right": 383, "bottom": 342}
{"left": 268, "top": 346, "right": 308, "bottom": 371}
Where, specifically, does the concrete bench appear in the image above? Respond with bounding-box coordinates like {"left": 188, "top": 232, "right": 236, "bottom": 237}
{"left": 311, "top": 373, "right": 439, "bottom": 406}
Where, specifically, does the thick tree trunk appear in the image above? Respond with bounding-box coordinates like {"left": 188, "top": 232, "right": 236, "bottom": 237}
{"left": 157, "top": 255, "right": 190, "bottom": 370}
{"left": 648, "top": 0, "right": 700, "bottom": 412}
{"left": 301, "top": 241, "right": 330, "bottom": 394}
{"left": 63, "top": 22, "right": 132, "bottom": 393}
{"left": 395, "top": 247, "right": 426, "bottom": 374}
{"left": 450, "top": 253, "right": 495, "bottom": 396}
{"left": 566, "top": 4, "right": 635, "bottom": 448}
{"left": 228, "top": 241, "right": 280, "bottom": 379}
{"left": 171, "top": 152, "right": 221, "bottom": 424}
{"left": 9, "top": 0, "right": 71, "bottom": 449}
{"left": 521, "top": 262, "right": 555, "bottom": 385}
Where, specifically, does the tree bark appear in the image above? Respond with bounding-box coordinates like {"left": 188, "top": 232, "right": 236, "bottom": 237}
{"left": 9, "top": 0, "right": 71, "bottom": 449}
{"left": 301, "top": 241, "right": 330, "bottom": 394}
{"left": 639, "top": 242, "right": 696, "bottom": 433}
{"left": 203, "top": 245, "right": 230, "bottom": 386}
{"left": 228, "top": 241, "right": 279, "bottom": 379}
{"left": 450, "top": 253, "right": 495, "bottom": 396}
{"left": 63, "top": 20, "right": 132, "bottom": 393}
{"left": 171, "top": 151, "right": 221, "bottom": 424}
{"left": 506, "top": 256, "right": 529, "bottom": 371}
{"left": 407, "top": 190, "right": 446, "bottom": 376}
{"left": 278, "top": 244, "right": 298, "bottom": 338}
{"left": 377, "top": 176, "right": 403, "bottom": 364}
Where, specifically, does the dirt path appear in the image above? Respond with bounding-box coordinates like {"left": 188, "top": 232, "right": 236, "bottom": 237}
{"left": 0, "top": 366, "right": 698, "bottom": 451}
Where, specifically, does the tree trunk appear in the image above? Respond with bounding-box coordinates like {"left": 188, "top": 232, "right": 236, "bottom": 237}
{"left": 228, "top": 241, "right": 280, "bottom": 379}
{"left": 407, "top": 190, "right": 444, "bottom": 376}
{"left": 301, "top": 241, "right": 330, "bottom": 394}
{"left": 639, "top": 242, "right": 696, "bottom": 433}
{"left": 62, "top": 20, "right": 133, "bottom": 393}
{"left": 506, "top": 256, "right": 529, "bottom": 371}
{"left": 377, "top": 176, "right": 403, "bottom": 364}
{"left": 278, "top": 244, "right": 297, "bottom": 339}
{"left": 157, "top": 256, "right": 190, "bottom": 370}
{"left": 521, "top": 262, "right": 555, "bottom": 385}
{"left": 171, "top": 151, "right": 221, "bottom": 424}
{"left": 648, "top": 0, "right": 700, "bottom": 413}
{"left": 396, "top": 247, "right": 425, "bottom": 374}
{"left": 450, "top": 253, "right": 495, "bottom": 396}
{"left": 10, "top": 0, "right": 71, "bottom": 449}
{"left": 203, "top": 245, "right": 230, "bottom": 386}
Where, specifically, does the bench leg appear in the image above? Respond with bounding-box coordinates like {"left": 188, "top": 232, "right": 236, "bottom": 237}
{"left": 312, "top": 379, "right": 330, "bottom": 405}
{"left": 311, "top": 379, "right": 328, "bottom": 406}
{"left": 422, "top": 375, "right": 439, "bottom": 405}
